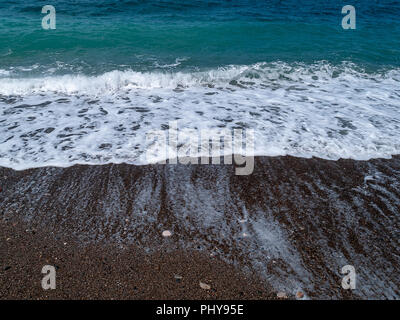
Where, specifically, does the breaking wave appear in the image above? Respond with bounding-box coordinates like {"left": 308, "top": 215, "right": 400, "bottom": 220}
{"left": 1, "top": 61, "right": 400, "bottom": 170}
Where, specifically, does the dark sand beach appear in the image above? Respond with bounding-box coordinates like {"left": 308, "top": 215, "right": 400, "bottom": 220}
{"left": 1, "top": 155, "right": 399, "bottom": 299}
{"left": 0, "top": 219, "right": 274, "bottom": 300}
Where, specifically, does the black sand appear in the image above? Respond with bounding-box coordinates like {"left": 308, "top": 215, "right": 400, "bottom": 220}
{"left": 1, "top": 155, "right": 399, "bottom": 299}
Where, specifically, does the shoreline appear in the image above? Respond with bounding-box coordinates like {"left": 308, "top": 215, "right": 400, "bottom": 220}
{"left": 1, "top": 155, "right": 399, "bottom": 299}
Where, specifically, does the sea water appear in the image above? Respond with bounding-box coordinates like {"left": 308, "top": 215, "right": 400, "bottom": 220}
{"left": 0, "top": 0, "right": 399, "bottom": 169}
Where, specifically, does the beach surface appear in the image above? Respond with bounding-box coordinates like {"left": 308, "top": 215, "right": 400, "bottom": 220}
{"left": 1, "top": 155, "right": 399, "bottom": 299}
{"left": 0, "top": 218, "right": 274, "bottom": 300}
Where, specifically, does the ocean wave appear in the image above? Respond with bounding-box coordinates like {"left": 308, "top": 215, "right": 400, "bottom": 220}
{"left": 0, "top": 61, "right": 399, "bottom": 95}
{"left": 0, "top": 61, "right": 400, "bottom": 170}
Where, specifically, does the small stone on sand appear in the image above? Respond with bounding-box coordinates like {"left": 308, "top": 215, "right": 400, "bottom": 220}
{"left": 199, "top": 281, "right": 211, "bottom": 290}
{"left": 296, "top": 291, "right": 304, "bottom": 299}
{"left": 174, "top": 275, "right": 183, "bottom": 283}
{"left": 162, "top": 230, "right": 172, "bottom": 237}
{"left": 277, "top": 291, "right": 287, "bottom": 299}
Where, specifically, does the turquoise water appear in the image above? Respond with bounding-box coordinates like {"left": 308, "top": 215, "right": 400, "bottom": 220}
{"left": 1, "top": 0, "right": 400, "bottom": 75}
{"left": 1, "top": 1, "right": 400, "bottom": 169}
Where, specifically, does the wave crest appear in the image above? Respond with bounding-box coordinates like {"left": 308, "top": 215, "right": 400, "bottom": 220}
{"left": 1, "top": 61, "right": 399, "bottom": 96}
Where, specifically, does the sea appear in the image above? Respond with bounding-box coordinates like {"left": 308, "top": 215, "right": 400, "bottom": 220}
{"left": 0, "top": 0, "right": 399, "bottom": 169}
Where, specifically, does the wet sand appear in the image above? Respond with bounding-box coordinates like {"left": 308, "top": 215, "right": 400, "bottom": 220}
{"left": 0, "top": 219, "right": 274, "bottom": 300}
{"left": 1, "top": 155, "right": 399, "bottom": 299}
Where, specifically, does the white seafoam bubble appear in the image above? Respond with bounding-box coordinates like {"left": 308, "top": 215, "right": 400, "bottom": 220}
{"left": 0, "top": 61, "right": 400, "bottom": 170}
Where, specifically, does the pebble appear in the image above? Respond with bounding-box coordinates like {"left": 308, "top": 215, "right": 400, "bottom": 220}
{"left": 174, "top": 275, "right": 183, "bottom": 283}
{"left": 199, "top": 282, "right": 211, "bottom": 290}
{"left": 162, "top": 230, "right": 172, "bottom": 237}
{"left": 277, "top": 291, "right": 287, "bottom": 299}
{"left": 296, "top": 291, "right": 304, "bottom": 299}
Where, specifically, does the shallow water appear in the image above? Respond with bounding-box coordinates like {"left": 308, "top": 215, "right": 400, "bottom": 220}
{"left": 1, "top": 1, "right": 400, "bottom": 169}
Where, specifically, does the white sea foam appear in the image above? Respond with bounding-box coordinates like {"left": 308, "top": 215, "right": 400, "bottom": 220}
{"left": 0, "top": 69, "right": 10, "bottom": 77}
{"left": 0, "top": 61, "right": 400, "bottom": 170}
